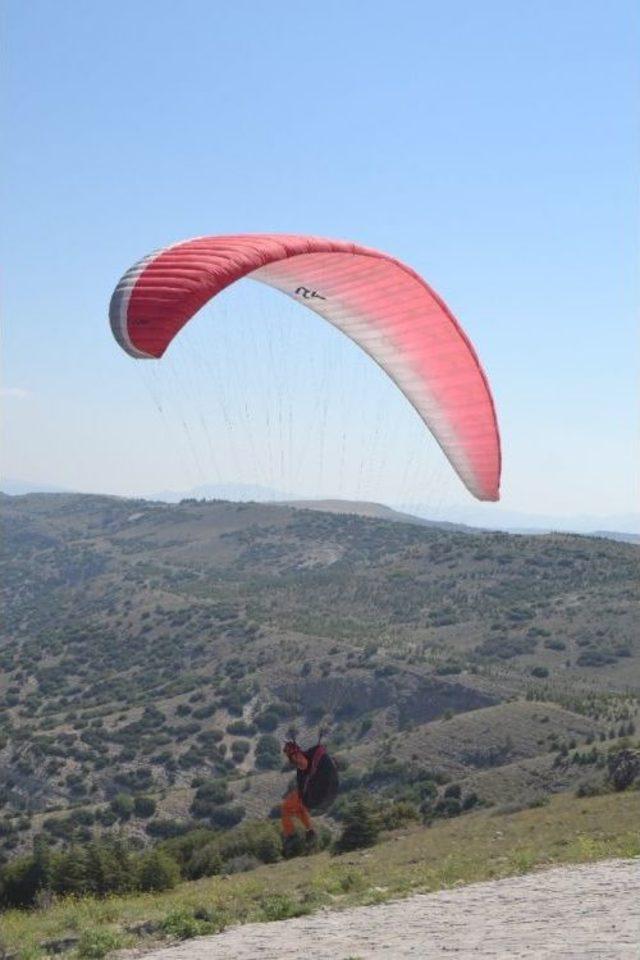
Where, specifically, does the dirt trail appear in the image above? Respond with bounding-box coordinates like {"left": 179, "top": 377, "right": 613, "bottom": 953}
{"left": 141, "top": 858, "right": 639, "bottom": 959}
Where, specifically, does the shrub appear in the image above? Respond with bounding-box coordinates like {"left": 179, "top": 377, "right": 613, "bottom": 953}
{"left": 133, "top": 796, "right": 157, "bottom": 818}
{"left": 146, "top": 819, "right": 194, "bottom": 839}
{"left": 226, "top": 720, "right": 256, "bottom": 736}
{"left": 230, "top": 739, "right": 251, "bottom": 761}
{"left": 254, "top": 709, "right": 279, "bottom": 732}
{"left": 160, "top": 909, "right": 209, "bottom": 940}
{"left": 218, "top": 820, "right": 281, "bottom": 865}
{"left": 577, "top": 650, "right": 616, "bottom": 667}
{"left": 433, "top": 797, "right": 462, "bottom": 818}
{"left": 187, "top": 843, "right": 223, "bottom": 879}
{"left": 197, "top": 727, "right": 224, "bottom": 744}
{"left": 76, "top": 928, "right": 123, "bottom": 960}
{"left": 255, "top": 735, "right": 281, "bottom": 770}
{"left": 137, "top": 849, "right": 180, "bottom": 892}
{"left": 531, "top": 666, "right": 549, "bottom": 678}
{"left": 208, "top": 804, "right": 245, "bottom": 829}
{"left": 110, "top": 793, "right": 134, "bottom": 820}
{"left": 607, "top": 748, "right": 640, "bottom": 792}
{"left": 190, "top": 779, "right": 233, "bottom": 819}
{"left": 544, "top": 638, "right": 566, "bottom": 651}
{"left": 193, "top": 704, "right": 217, "bottom": 719}
{"left": 259, "top": 893, "right": 306, "bottom": 922}
{"left": 378, "top": 801, "right": 419, "bottom": 830}
{"left": 193, "top": 779, "right": 232, "bottom": 804}
{"left": 334, "top": 797, "right": 380, "bottom": 853}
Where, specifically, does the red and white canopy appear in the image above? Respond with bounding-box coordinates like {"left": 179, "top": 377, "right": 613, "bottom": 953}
{"left": 109, "top": 234, "right": 501, "bottom": 501}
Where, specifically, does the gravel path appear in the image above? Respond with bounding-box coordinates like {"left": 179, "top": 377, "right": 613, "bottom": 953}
{"left": 142, "top": 859, "right": 639, "bottom": 959}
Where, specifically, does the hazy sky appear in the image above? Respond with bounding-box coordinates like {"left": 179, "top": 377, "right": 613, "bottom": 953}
{"left": 2, "top": 1, "right": 638, "bottom": 523}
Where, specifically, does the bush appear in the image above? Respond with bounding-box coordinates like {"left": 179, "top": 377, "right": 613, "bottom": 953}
{"left": 530, "top": 666, "right": 549, "bottom": 678}
{"left": 378, "top": 800, "right": 419, "bottom": 830}
{"left": 433, "top": 797, "right": 462, "bottom": 818}
{"left": 146, "top": 819, "right": 194, "bottom": 839}
{"left": 544, "top": 638, "right": 566, "bottom": 651}
{"left": 133, "top": 796, "right": 157, "bottom": 818}
{"left": 226, "top": 720, "right": 256, "bottom": 736}
{"left": 334, "top": 797, "right": 380, "bottom": 853}
{"left": 231, "top": 739, "right": 251, "bottom": 760}
{"left": 254, "top": 710, "right": 279, "bottom": 732}
{"left": 137, "top": 849, "right": 180, "bottom": 892}
{"left": 197, "top": 727, "right": 224, "bottom": 744}
{"left": 193, "top": 703, "right": 218, "bottom": 719}
{"left": 208, "top": 804, "right": 245, "bottom": 829}
{"left": 259, "top": 893, "right": 306, "bottom": 922}
{"left": 218, "top": 820, "right": 281, "bottom": 865}
{"left": 187, "top": 843, "right": 223, "bottom": 879}
{"left": 607, "top": 748, "right": 640, "bottom": 792}
{"left": 0, "top": 853, "right": 46, "bottom": 908}
{"left": 255, "top": 735, "right": 281, "bottom": 770}
{"left": 110, "top": 793, "right": 134, "bottom": 820}
{"left": 190, "top": 780, "right": 233, "bottom": 820}
{"left": 160, "top": 909, "right": 210, "bottom": 940}
{"left": 77, "top": 928, "right": 123, "bottom": 960}
{"left": 577, "top": 649, "right": 616, "bottom": 667}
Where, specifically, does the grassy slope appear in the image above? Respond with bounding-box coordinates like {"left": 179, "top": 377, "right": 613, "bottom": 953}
{"left": 1, "top": 790, "right": 638, "bottom": 957}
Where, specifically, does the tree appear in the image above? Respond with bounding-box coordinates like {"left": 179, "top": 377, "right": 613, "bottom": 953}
{"left": 0, "top": 838, "right": 52, "bottom": 909}
{"left": 334, "top": 797, "right": 380, "bottom": 853}
{"left": 137, "top": 850, "right": 180, "bottom": 892}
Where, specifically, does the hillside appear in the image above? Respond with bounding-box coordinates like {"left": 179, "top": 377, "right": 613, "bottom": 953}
{"left": 1, "top": 790, "right": 638, "bottom": 958}
{"left": 0, "top": 492, "right": 638, "bottom": 858}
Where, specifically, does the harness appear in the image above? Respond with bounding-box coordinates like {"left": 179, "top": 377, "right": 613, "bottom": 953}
{"left": 302, "top": 744, "right": 327, "bottom": 801}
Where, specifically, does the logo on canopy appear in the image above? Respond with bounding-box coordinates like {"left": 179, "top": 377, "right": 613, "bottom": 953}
{"left": 294, "top": 287, "right": 326, "bottom": 301}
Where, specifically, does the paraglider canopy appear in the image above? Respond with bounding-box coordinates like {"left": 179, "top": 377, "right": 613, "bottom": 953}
{"left": 109, "top": 234, "right": 501, "bottom": 501}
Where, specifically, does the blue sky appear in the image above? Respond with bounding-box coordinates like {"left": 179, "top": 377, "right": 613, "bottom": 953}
{"left": 2, "top": 0, "right": 638, "bottom": 526}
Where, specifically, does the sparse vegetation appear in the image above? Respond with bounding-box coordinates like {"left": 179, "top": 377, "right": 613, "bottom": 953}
{"left": 0, "top": 493, "right": 638, "bottom": 914}
{"left": 0, "top": 791, "right": 637, "bottom": 957}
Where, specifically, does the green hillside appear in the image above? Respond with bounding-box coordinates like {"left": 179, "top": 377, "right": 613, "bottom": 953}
{"left": 0, "top": 493, "right": 638, "bottom": 861}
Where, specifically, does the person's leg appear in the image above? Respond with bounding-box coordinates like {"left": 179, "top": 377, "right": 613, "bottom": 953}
{"left": 296, "top": 797, "right": 313, "bottom": 831}
{"left": 281, "top": 790, "right": 299, "bottom": 837}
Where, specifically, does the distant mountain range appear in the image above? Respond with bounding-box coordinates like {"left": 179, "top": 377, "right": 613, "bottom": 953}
{"left": 2, "top": 478, "right": 638, "bottom": 543}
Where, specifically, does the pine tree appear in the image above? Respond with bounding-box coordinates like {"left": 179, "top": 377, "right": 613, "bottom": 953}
{"left": 335, "top": 797, "right": 380, "bottom": 853}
